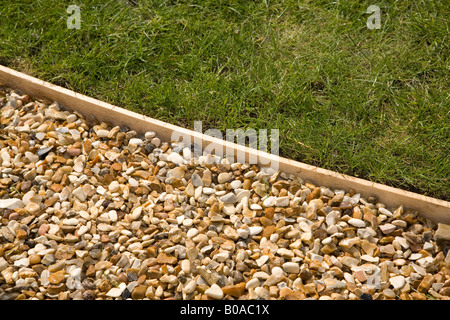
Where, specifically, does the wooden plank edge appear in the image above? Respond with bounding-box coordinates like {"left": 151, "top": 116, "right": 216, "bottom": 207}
{"left": 1, "top": 64, "right": 449, "bottom": 224}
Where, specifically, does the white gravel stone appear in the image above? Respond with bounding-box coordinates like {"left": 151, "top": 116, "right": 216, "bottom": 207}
{"left": 253, "top": 271, "right": 270, "bottom": 280}
{"left": 217, "top": 172, "right": 232, "bottom": 184}
{"left": 250, "top": 204, "right": 263, "bottom": 210}
{"left": 72, "top": 187, "right": 87, "bottom": 202}
{"left": 186, "top": 228, "right": 198, "bottom": 238}
{"left": 244, "top": 171, "right": 256, "bottom": 178}
{"left": 222, "top": 204, "right": 237, "bottom": 215}
{"left": 237, "top": 228, "right": 250, "bottom": 239}
{"left": 145, "top": 131, "right": 156, "bottom": 139}
{"left": 256, "top": 255, "right": 269, "bottom": 267}
{"left": 183, "top": 279, "right": 197, "bottom": 294}
{"left": 220, "top": 192, "right": 237, "bottom": 204}
{"left": 109, "top": 181, "right": 120, "bottom": 193}
{"left": 167, "top": 152, "right": 184, "bottom": 165}
{"left": 78, "top": 226, "right": 89, "bottom": 236}
{"left": 263, "top": 196, "right": 276, "bottom": 207}
{"left": 97, "top": 129, "right": 110, "bottom": 138}
{"left": 230, "top": 180, "right": 242, "bottom": 189}
{"left": 183, "top": 148, "right": 192, "bottom": 159}
{"left": 205, "top": 284, "right": 223, "bottom": 299}
{"left": 106, "top": 285, "right": 126, "bottom": 298}
{"left": 0, "top": 199, "right": 24, "bottom": 209}
{"left": 150, "top": 137, "right": 161, "bottom": 147}
{"left": 348, "top": 218, "right": 366, "bottom": 228}
{"left": 181, "top": 260, "right": 191, "bottom": 274}
{"left": 389, "top": 275, "right": 406, "bottom": 290}
{"left": 128, "top": 178, "right": 139, "bottom": 188}
{"left": 282, "top": 262, "right": 300, "bottom": 274}
{"left": 275, "top": 196, "right": 290, "bottom": 207}
{"left": 361, "top": 255, "right": 379, "bottom": 263}
{"left": 379, "top": 223, "right": 396, "bottom": 234}
{"left": 249, "top": 226, "right": 263, "bottom": 236}
{"left": 63, "top": 218, "right": 79, "bottom": 226}
{"left": 202, "top": 187, "right": 215, "bottom": 195}
{"left": 378, "top": 207, "right": 393, "bottom": 216}
{"left": 392, "top": 220, "right": 407, "bottom": 228}
{"left": 129, "top": 138, "right": 144, "bottom": 146}
{"left": 35, "top": 132, "right": 46, "bottom": 141}
{"left": 131, "top": 206, "right": 143, "bottom": 220}
{"left": 246, "top": 278, "right": 260, "bottom": 289}
{"left": 66, "top": 114, "right": 77, "bottom": 123}
{"left": 108, "top": 210, "right": 118, "bottom": 222}
{"left": 14, "top": 258, "right": 30, "bottom": 268}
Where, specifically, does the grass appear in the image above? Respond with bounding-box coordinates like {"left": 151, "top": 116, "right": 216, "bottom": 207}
{"left": 0, "top": 0, "right": 448, "bottom": 200}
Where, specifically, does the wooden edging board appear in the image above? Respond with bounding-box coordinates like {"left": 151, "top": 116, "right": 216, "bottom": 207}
{"left": 1, "top": 64, "right": 449, "bottom": 224}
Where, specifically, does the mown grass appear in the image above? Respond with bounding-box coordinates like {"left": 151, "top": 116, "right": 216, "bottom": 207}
{"left": 0, "top": 0, "right": 448, "bottom": 200}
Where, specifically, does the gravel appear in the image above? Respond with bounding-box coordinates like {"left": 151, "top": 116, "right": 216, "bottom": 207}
{"left": 0, "top": 87, "right": 449, "bottom": 300}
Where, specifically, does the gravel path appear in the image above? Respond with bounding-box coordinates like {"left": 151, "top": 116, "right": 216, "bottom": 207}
{"left": 0, "top": 87, "right": 449, "bottom": 300}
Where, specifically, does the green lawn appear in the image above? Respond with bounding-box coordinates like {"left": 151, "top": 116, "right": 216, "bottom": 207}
{"left": 0, "top": 0, "right": 448, "bottom": 200}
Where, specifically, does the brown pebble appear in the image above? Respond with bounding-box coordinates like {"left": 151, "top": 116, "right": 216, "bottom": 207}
{"left": 137, "top": 275, "right": 147, "bottom": 284}
{"left": 15, "top": 228, "right": 27, "bottom": 240}
{"left": 98, "top": 280, "right": 111, "bottom": 292}
{"left": 262, "top": 225, "right": 276, "bottom": 238}
{"left": 353, "top": 270, "right": 367, "bottom": 282}
{"left": 50, "top": 184, "right": 64, "bottom": 193}
{"left": 8, "top": 212, "right": 20, "bottom": 221}
{"left": 101, "top": 234, "right": 110, "bottom": 243}
{"left": 299, "top": 268, "right": 312, "bottom": 282}
{"left": 48, "top": 260, "right": 66, "bottom": 273}
{"left": 48, "top": 270, "right": 66, "bottom": 284}
{"left": 46, "top": 283, "right": 67, "bottom": 295}
{"left": 399, "top": 292, "right": 412, "bottom": 300}
{"left": 111, "top": 162, "right": 122, "bottom": 171}
{"left": 242, "top": 179, "right": 252, "bottom": 190}
{"left": 279, "top": 287, "right": 294, "bottom": 299}
{"left": 44, "top": 196, "right": 59, "bottom": 207}
{"left": 156, "top": 252, "right": 178, "bottom": 264}
{"left": 135, "top": 186, "right": 149, "bottom": 196}
{"left": 284, "top": 291, "right": 306, "bottom": 300}
{"left": 222, "top": 282, "right": 246, "bottom": 298}
{"left": 417, "top": 274, "right": 435, "bottom": 293}
{"left": 306, "top": 187, "right": 321, "bottom": 202}
{"left": 66, "top": 148, "right": 81, "bottom": 157}
{"left": 85, "top": 265, "right": 96, "bottom": 278}
{"left": 21, "top": 180, "right": 32, "bottom": 192}
{"left": 132, "top": 284, "right": 148, "bottom": 299}
{"left": 379, "top": 236, "right": 394, "bottom": 245}
{"left": 117, "top": 272, "right": 128, "bottom": 284}
{"left": 411, "top": 292, "right": 427, "bottom": 300}
{"left": 363, "top": 207, "right": 378, "bottom": 227}
{"left": 147, "top": 269, "right": 162, "bottom": 279}
{"left": 260, "top": 216, "right": 273, "bottom": 226}
{"left": 439, "top": 287, "right": 450, "bottom": 297}
{"left": 264, "top": 207, "right": 275, "bottom": 219}
{"left": 38, "top": 224, "right": 50, "bottom": 236}
{"left": 29, "top": 254, "right": 41, "bottom": 265}
{"left": 352, "top": 206, "right": 363, "bottom": 219}
{"left": 58, "top": 292, "right": 70, "bottom": 300}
